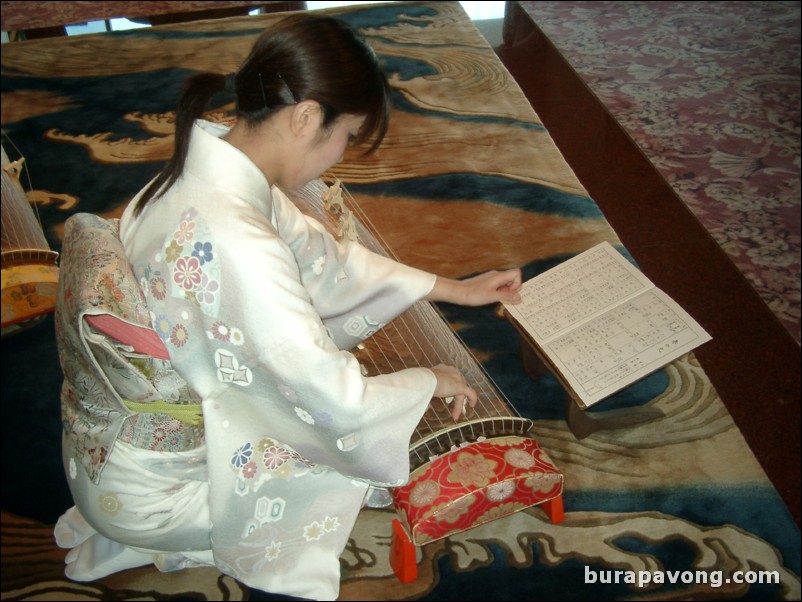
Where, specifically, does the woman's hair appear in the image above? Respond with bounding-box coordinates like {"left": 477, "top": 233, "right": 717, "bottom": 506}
{"left": 132, "top": 13, "right": 391, "bottom": 215}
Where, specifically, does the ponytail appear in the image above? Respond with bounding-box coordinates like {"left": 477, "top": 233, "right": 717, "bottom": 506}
{"left": 132, "top": 72, "right": 226, "bottom": 216}
{"left": 132, "top": 14, "right": 391, "bottom": 216}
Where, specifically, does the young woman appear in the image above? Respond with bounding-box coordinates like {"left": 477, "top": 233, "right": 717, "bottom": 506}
{"left": 56, "top": 13, "right": 521, "bottom": 600}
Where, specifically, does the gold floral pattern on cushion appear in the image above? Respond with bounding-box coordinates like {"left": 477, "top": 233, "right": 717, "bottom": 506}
{"left": 447, "top": 452, "right": 498, "bottom": 488}
{"left": 409, "top": 479, "right": 440, "bottom": 508}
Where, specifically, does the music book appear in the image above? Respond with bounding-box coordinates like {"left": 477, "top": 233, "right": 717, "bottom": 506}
{"left": 503, "top": 242, "right": 711, "bottom": 408}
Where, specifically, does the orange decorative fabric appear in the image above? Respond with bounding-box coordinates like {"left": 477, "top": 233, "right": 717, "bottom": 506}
{"left": 391, "top": 436, "right": 563, "bottom": 546}
{"left": 1, "top": 263, "right": 58, "bottom": 328}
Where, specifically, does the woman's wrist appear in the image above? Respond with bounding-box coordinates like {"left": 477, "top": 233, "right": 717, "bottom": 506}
{"left": 423, "top": 270, "right": 523, "bottom": 307}
{"left": 423, "top": 276, "right": 465, "bottom": 305}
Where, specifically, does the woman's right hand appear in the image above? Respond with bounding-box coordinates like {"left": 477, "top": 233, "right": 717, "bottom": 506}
{"left": 430, "top": 364, "right": 478, "bottom": 421}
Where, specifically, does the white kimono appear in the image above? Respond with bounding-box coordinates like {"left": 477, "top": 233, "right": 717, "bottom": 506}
{"left": 55, "top": 120, "right": 437, "bottom": 600}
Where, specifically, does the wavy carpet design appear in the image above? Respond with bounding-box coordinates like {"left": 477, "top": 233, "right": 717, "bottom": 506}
{"left": 1, "top": 2, "right": 799, "bottom": 600}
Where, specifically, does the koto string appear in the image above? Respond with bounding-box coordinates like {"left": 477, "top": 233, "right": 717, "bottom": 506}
{"left": 321, "top": 173, "right": 510, "bottom": 406}
{"left": 288, "top": 177, "right": 521, "bottom": 418}
{"left": 282, "top": 176, "right": 531, "bottom": 463}
{"left": 1, "top": 132, "right": 57, "bottom": 267}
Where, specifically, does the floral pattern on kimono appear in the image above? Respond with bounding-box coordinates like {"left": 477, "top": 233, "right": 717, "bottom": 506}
{"left": 113, "top": 120, "right": 438, "bottom": 599}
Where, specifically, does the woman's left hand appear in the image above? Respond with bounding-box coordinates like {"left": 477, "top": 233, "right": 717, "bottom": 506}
{"left": 426, "top": 269, "right": 523, "bottom": 306}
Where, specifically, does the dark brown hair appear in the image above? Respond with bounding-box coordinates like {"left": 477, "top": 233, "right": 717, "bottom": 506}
{"left": 133, "top": 13, "right": 391, "bottom": 215}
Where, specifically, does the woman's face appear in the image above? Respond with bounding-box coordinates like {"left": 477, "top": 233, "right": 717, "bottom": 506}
{"left": 283, "top": 113, "right": 366, "bottom": 189}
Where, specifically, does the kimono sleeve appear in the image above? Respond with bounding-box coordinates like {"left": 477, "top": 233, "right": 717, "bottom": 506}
{"left": 270, "top": 186, "right": 436, "bottom": 350}
{"left": 165, "top": 197, "right": 437, "bottom": 486}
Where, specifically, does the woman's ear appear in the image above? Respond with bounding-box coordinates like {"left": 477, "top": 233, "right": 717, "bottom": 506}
{"left": 289, "top": 100, "right": 323, "bottom": 138}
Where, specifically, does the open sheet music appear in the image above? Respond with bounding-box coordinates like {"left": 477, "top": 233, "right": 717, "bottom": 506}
{"left": 503, "top": 242, "right": 711, "bottom": 408}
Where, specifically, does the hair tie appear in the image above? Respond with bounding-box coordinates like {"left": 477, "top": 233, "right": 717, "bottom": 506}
{"left": 224, "top": 72, "right": 237, "bottom": 94}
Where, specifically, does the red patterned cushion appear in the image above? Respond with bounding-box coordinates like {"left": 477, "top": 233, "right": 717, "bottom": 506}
{"left": 391, "top": 436, "right": 563, "bottom": 545}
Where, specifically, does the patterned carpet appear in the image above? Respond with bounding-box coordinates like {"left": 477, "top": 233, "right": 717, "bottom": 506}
{"left": 516, "top": 1, "right": 801, "bottom": 344}
{"left": 1, "top": 2, "right": 799, "bottom": 600}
